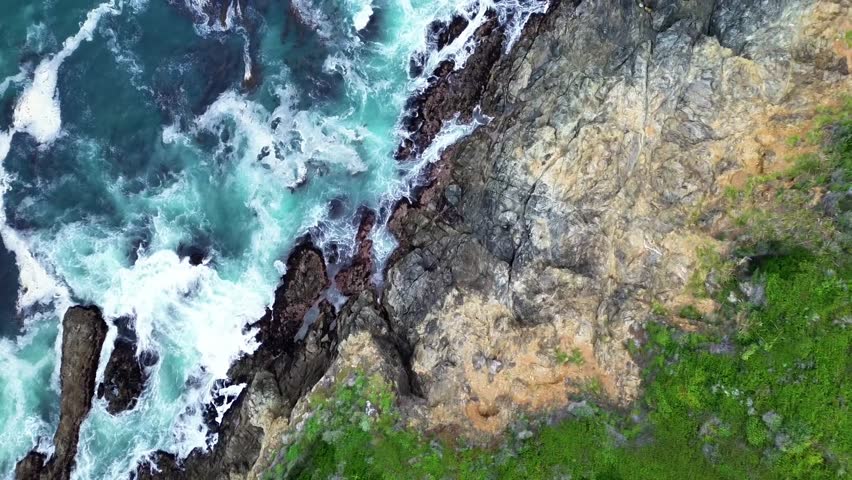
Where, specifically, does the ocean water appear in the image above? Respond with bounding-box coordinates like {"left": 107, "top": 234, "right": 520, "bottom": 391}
{"left": 0, "top": 0, "right": 546, "bottom": 478}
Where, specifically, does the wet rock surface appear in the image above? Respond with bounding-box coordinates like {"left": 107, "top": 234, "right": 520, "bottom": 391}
{"left": 136, "top": 243, "right": 339, "bottom": 480}
{"left": 334, "top": 209, "right": 376, "bottom": 296}
{"left": 247, "top": 242, "right": 329, "bottom": 366}
{"left": 397, "top": 12, "right": 506, "bottom": 160}
{"left": 16, "top": 306, "right": 108, "bottom": 480}
{"left": 97, "top": 317, "right": 155, "bottom": 414}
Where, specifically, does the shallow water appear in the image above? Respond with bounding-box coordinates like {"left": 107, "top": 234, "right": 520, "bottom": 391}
{"left": 0, "top": 0, "right": 546, "bottom": 477}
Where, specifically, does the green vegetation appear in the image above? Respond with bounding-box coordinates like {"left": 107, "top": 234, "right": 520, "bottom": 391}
{"left": 650, "top": 301, "right": 669, "bottom": 317}
{"left": 786, "top": 134, "right": 801, "bottom": 147}
{"left": 266, "top": 101, "right": 851, "bottom": 479}
{"left": 554, "top": 347, "right": 585, "bottom": 366}
{"left": 721, "top": 98, "right": 852, "bottom": 259}
{"left": 677, "top": 304, "right": 703, "bottom": 321}
{"left": 688, "top": 245, "right": 735, "bottom": 297}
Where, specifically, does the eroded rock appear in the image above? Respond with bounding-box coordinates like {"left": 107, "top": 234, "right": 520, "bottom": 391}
{"left": 334, "top": 209, "right": 376, "bottom": 296}
{"left": 16, "top": 306, "right": 108, "bottom": 480}
{"left": 97, "top": 317, "right": 155, "bottom": 414}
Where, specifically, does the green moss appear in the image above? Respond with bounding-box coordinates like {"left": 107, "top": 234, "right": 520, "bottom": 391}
{"left": 677, "top": 305, "right": 703, "bottom": 321}
{"left": 555, "top": 347, "right": 584, "bottom": 366}
{"left": 269, "top": 253, "right": 850, "bottom": 479}
{"left": 688, "top": 245, "right": 735, "bottom": 297}
{"left": 651, "top": 301, "right": 669, "bottom": 317}
{"left": 786, "top": 134, "right": 801, "bottom": 147}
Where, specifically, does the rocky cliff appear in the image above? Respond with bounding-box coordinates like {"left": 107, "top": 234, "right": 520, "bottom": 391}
{"left": 136, "top": 0, "right": 849, "bottom": 477}
{"left": 379, "top": 0, "right": 850, "bottom": 437}
{"left": 17, "top": 0, "right": 849, "bottom": 478}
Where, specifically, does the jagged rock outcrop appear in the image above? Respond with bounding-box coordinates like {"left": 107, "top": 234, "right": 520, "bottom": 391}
{"left": 334, "top": 209, "right": 376, "bottom": 296}
{"left": 16, "top": 306, "right": 108, "bottom": 480}
{"left": 397, "top": 11, "right": 507, "bottom": 159}
{"left": 97, "top": 317, "right": 156, "bottom": 414}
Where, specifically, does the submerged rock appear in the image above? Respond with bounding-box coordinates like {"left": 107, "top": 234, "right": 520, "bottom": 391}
{"left": 15, "top": 306, "right": 108, "bottom": 480}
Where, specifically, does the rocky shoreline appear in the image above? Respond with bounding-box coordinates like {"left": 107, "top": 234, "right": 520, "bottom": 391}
{"left": 14, "top": 0, "right": 850, "bottom": 478}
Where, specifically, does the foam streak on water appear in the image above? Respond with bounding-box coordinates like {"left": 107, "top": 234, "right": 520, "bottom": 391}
{"left": 0, "top": 0, "right": 548, "bottom": 478}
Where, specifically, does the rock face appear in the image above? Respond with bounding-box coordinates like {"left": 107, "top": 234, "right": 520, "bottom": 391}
{"left": 397, "top": 11, "right": 507, "bottom": 160}
{"left": 134, "top": 0, "right": 851, "bottom": 476}
{"left": 16, "top": 306, "right": 108, "bottom": 480}
{"left": 97, "top": 317, "right": 155, "bottom": 414}
{"left": 383, "top": 0, "right": 850, "bottom": 435}
{"left": 334, "top": 209, "right": 376, "bottom": 296}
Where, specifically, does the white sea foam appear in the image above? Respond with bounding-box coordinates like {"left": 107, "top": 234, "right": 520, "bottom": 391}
{"left": 13, "top": 1, "right": 119, "bottom": 144}
{"left": 494, "top": 0, "right": 550, "bottom": 52}
{"left": 72, "top": 248, "right": 266, "bottom": 478}
{"left": 183, "top": 0, "right": 239, "bottom": 33}
{"left": 24, "top": 22, "right": 54, "bottom": 55}
{"left": 0, "top": 325, "right": 56, "bottom": 461}
{"left": 213, "top": 383, "right": 246, "bottom": 423}
{"left": 0, "top": 4, "right": 121, "bottom": 473}
{"left": 101, "top": 250, "right": 261, "bottom": 374}
{"left": 400, "top": 0, "right": 549, "bottom": 81}
{"left": 353, "top": 1, "right": 373, "bottom": 31}
{"left": 290, "top": 0, "right": 334, "bottom": 40}
{"left": 0, "top": 131, "right": 11, "bottom": 165}
{"left": 198, "top": 88, "right": 368, "bottom": 188}
{"left": 239, "top": 28, "right": 253, "bottom": 82}
{"left": 0, "top": 142, "right": 69, "bottom": 310}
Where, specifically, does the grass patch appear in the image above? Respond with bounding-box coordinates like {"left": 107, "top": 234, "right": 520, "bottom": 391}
{"left": 554, "top": 347, "right": 584, "bottom": 366}
{"left": 677, "top": 304, "right": 703, "bottom": 321}
{"left": 688, "top": 245, "right": 735, "bottom": 297}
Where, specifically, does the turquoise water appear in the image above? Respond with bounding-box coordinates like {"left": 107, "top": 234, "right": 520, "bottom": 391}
{"left": 0, "top": 0, "right": 546, "bottom": 477}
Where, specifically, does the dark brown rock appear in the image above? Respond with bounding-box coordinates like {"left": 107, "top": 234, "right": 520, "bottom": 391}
{"left": 14, "top": 452, "right": 46, "bottom": 480}
{"left": 248, "top": 242, "right": 329, "bottom": 365}
{"left": 16, "top": 306, "right": 108, "bottom": 480}
{"left": 396, "top": 12, "right": 506, "bottom": 160}
{"left": 135, "top": 306, "right": 339, "bottom": 480}
{"left": 334, "top": 209, "right": 376, "bottom": 296}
